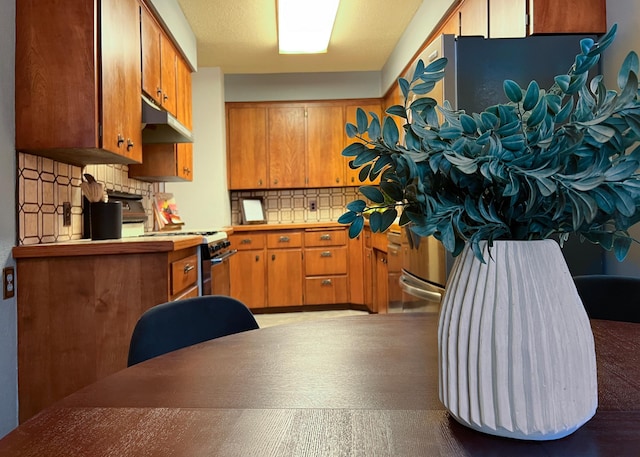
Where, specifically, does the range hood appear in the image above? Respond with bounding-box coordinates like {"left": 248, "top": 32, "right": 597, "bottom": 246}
{"left": 141, "top": 94, "right": 194, "bottom": 144}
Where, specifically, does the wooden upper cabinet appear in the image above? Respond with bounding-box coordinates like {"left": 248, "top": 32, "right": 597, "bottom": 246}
{"left": 458, "top": 0, "right": 488, "bottom": 37}
{"left": 528, "top": 0, "right": 607, "bottom": 35}
{"left": 307, "top": 105, "right": 345, "bottom": 188}
{"left": 344, "top": 102, "right": 383, "bottom": 186}
{"left": 489, "top": 0, "right": 526, "bottom": 38}
{"left": 268, "top": 106, "right": 306, "bottom": 188}
{"left": 227, "top": 107, "right": 268, "bottom": 190}
{"left": 128, "top": 142, "right": 193, "bottom": 182}
{"left": 176, "top": 56, "right": 193, "bottom": 130}
{"left": 140, "top": 4, "right": 178, "bottom": 116}
{"left": 15, "top": 0, "right": 142, "bottom": 166}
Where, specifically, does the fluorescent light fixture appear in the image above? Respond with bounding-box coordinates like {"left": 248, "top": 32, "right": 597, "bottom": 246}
{"left": 277, "top": 0, "right": 340, "bottom": 54}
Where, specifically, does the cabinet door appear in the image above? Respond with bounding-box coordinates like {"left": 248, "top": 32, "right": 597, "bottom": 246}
{"left": 176, "top": 143, "right": 193, "bottom": 180}
{"left": 307, "top": 105, "right": 345, "bottom": 188}
{"left": 268, "top": 107, "right": 307, "bottom": 188}
{"left": 489, "top": 0, "right": 526, "bottom": 37}
{"left": 347, "top": 234, "right": 365, "bottom": 305}
{"left": 373, "top": 249, "right": 389, "bottom": 314}
{"left": 176, "top": 56, "right": 193, "bottom": 130}
{"left": 363, "top": 245, "right": 373, "bottom": 312}
{"left": 229, "top": 249, "right": 266, "bottom": 309}
{"left": 227, "top": 107, "right": 268, "bottom": 189}
{"left": 529, "top": 0, "right": 606, "bottom": 35}
{"left": 267, "top": 249, "right": 303, "bottom": 307}
{"left": 458, "top": 0, "right": 488, "bottom": 37}
{"left": 160, "top": 34, "right": 178, "bottom": 116}
{"left": 344, "top": 103, "right": 383, "bottom": 186}
{"left": 128, "top": 142, "right": 192, "bottom": 182}
{"left": 140, "top": 5, "right": 162, "bottom": 105}
{"left": 101, "top": 0, "right": 142, "bottom": 163}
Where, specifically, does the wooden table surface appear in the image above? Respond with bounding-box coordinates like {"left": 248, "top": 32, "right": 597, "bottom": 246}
{"left": 0, "top": 314, "right": 638, "bottom": 456}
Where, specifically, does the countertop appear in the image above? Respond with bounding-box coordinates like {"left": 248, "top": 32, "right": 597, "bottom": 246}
{"left": 12, "top": 235, "right": 205, "bottom": 259}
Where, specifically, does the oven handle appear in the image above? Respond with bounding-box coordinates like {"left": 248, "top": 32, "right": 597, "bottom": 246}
{"left": 211, "top": 249, "right": 238, "bottom": 265}
{"left": 400, "top": 275, "right": 442, "bottom": 303}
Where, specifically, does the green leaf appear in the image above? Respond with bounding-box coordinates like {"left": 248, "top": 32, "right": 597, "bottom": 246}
{"left": 554, "top": 75, "right": 571, "bottom": 93}
{"left": 342, "top": 142, "right": 367, "bottom": 157}
{"left": 338, "top": 211, "right": 357, "bottom": 224}
{"left": 382, "top": 117, "right": 399, "bottom": 146}
{"left": 527, "top": 97, "right": 548, "bottom": 127}
{"left": 604, "top": 160, "right": 640, "bottom": 181}
{"left": 359, "top": 186, "right": 385, "bottom": 203}
{"left": 460, "top": 114, "right": 477, "bottom": 134}
{"left": 348, "top": 215, "right": 365, "bottom": 238}
{"left": 386, "top": 105, "right": 406, "bottom": 118}
{"left": 523, "top": 80, "right": 540, "bottom": 111}
{"left": 356, "top": 108, "right": 368, "bottom": 134}
{"left": 424, "top": 56, "right": 448, "bottom": 73}
{"left": 618, "top": 51, "right": 640, "bottom": 89}
{"left": 503, "top": 80, "right": 523, "bottom": 103}
{"left": 369, "top": 211, "right": 382, "bottom": 232}
{"left": 346, "top": 199, "right": 366, "bottom": 212}
{"left": 399, "top": 78, "right": 410, "bottom": 100}
{"left": 613, "top": 235, "right": 632, "bottom": 261}
{"left": 380, "top": 209, "right": 398, "bottom": 232}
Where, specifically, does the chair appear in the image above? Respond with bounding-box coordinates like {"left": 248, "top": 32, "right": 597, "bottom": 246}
{"left": 127, "top": 295, "right": 259, "bottom": 366}
{"left": 573, "top": 275, "right": 640, "bottom": 323}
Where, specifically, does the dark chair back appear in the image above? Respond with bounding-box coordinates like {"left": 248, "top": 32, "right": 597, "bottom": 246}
{"left": 573, "top": 275, "right": 640, "bottom": 323}
{"left": 128, "top": 295, "right": 259, "bottom": 366}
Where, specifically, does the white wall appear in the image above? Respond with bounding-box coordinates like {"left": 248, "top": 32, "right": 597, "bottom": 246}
{"left": 165, "top": 68, "right": 231, "bottom": 229}
{"left": 603, "top": 0, "right": 640, "bottom": 275}
{"left": 0, "top": 0, "right": 17, "bottom": 438}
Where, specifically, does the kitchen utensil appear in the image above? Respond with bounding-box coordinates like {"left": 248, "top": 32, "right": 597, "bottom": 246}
{"left": 81, "top": 174, "right": 105, "bottom": 202}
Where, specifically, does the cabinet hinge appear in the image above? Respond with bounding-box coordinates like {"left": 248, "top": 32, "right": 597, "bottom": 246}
{"left": 304, "top": 109, "right": 308, "bottom": 118}
{"left": 98, "top": 123, "right": 102, "bottom": 140}
{"left": 525, "top": 13, "right": 529, "bottom": 27}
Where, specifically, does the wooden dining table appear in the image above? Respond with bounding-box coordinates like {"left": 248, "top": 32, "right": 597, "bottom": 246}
{"left": 0, "top": 313, "right": 638, "bottom": 456}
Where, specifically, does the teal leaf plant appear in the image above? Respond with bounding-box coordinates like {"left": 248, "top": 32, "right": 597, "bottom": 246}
{"left": 339, "top": 25, "right": 640, "bottom": 262}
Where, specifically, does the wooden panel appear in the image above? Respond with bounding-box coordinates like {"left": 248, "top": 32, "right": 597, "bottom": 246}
{"left": 173, "top": 285, "right": 199, "bottom": 301}
{"left": 373, "top": 250, "right": 389, "bottom": 314}
{"left": 267, "top": 249, "right": 303, "bottom": 307}
{"left": 227, "top": 107, "right": 268, "bottom": 189}
{"left": 140, "top": 4, "right": 162, "bottom": 105}
{"left": 176, "top": 56, "right": 193, "bottom": 130}
{"left": 16, "top": 252, "right": 169, "bottom": 422}
{"left": 347, "top": 234, "right": 365, "bottom": 305}
{"left": 529, "top": 0, "right": 607, "bottom": 35}
{"left": 306, "top": 105, "right": 345, "bottom": 187}
{"left": 170, "top": 254, "right": 198, "bottom": 296}
{"left": 304, "top": 229, "right": 347, "bottom": 247}
{"left": 489, "top": 0, "right": 526, "bottom": 37}
{"left": 305, "top": 276, "right": 348, "bottom": 305}
{"left": 266, "top": 231, "right": 303, "bottom": 249}
{"left": 229, "top": 249, "right": 266, "bottom": 309}
{"left": 268, "top": 107, "right": 306, "bottom": 188}
{"left": 458, "top": 0, "right": 488, "bottom": 37}
{"left": 305, "top": 247, "right": 348, "bottom": 276}
{"left": 230, "top": 233, "right": 266, "bottom": 251}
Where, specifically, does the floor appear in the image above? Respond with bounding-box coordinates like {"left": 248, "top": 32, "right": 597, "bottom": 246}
{"left": 253, "top": 309, "right": 369, "bottom": 328}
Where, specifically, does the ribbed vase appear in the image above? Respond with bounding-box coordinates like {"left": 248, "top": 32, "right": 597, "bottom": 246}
{"left": 438, "top": 239, "right": 597, "bottom": 440}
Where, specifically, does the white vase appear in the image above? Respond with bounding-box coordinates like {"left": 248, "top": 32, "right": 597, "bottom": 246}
{"left": 438, "top": 239, "right": 597, "bottom": 440}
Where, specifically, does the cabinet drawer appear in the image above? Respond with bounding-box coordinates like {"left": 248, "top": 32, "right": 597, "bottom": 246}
{"left": 304, "top": 229, "right": 347, "bottom": 247}
{"left": 267, "top": 231, "right": 302, "bottom": 249}
{"left": 231, "top": 233, "right": 266, "bottom": 250}
{"left": 170, "top": 254, "right": 198, "bottom": 295}
{"left": 305, "top": 276, "right": 348, "bottom": 305}
{"left": 173, "top": 284, "right": 199, "bottom": 301}
{"left": 305, "top": 247, "right": 348, "bottom": 276}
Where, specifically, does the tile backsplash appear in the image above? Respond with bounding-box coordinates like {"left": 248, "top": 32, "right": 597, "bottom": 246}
{"left": 230, "top": 188, "right": 360, "bottom": 225}
{"left": 17, "top": 152, "right": 158, "bottom": 245}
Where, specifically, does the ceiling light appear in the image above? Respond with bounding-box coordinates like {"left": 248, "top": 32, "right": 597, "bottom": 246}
{"left": 277, "top": 0, "right": 340, "bottom": 54}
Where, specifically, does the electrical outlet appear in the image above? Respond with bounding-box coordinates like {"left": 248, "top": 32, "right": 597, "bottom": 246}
{"left": 63, "top": 202, "right": 72, "bottom": 226}
{"left": 3, "top": 267, "right": 14, "bottom": 299}
{"left": 309, "top": 200, "right": 317, "bottom": 211}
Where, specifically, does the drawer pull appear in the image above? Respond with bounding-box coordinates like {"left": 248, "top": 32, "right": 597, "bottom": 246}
{"left": 272, "top": 254, "right": 276, "bottom": 261}
{"left": 279, "top": 236, "right": 290, "bottom": 242}
{"left": 241, "top": 239, "right": 252, "bottom": 244}
{"left": 321, "top": 279, "right": 333, "bottom": 286}
{"left": 321, "top": 251, "right": 332, "bottom": 257}
{"left": 320, "top": 234, "right": 332, "bottom": 241}
{"left": 183, "top": 264, "right": 195, "bottom": 273}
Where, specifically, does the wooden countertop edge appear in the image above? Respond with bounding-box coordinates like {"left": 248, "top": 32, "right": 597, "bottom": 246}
{"left": 12, "top": 235, "right": 205, "bottom": 259}
{"left": 231, "top": 222, "right": 345, "bottom": 232}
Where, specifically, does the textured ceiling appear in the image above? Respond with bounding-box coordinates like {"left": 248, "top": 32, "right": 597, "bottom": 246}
{"left": 176, "top": 0, "right": 423, "bottom": 74}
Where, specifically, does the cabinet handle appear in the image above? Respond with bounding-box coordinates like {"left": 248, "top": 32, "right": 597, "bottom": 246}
{"left": 126, "top": 139, "right": 134, "bottom": 151}
{"left": 321, "top": 279, "right": 333, "bottom": 286}
{"left": 351, "top": 177, "right": 355, "bottom": 183}
{"left": 163, "top": 94, "right": 169, "bottom": 102}
{"left": 320, "top": 234, "right": 332, "bottom": 241}
{"left": 157, "top": 88, "right": 162, "bottom": 97}
{"left": 255, "top": 255, "right": 260, "bottom": 262}
{"left": 183, "top": 264, "right": 195, "bottom": 273}
{"left": 240, "top": 239, "right": 252, "bottom": 244}
{"left": 321, "top": 251, "right": 332, "bottom": 257}
{"left": 117, "top": 134, "right": 125, "bottom": 147}
{"left": 273, "top": 178, "right": 279, "bottom": 185}
{"left": 258, "top": 179, "right": 263, "bottom": 186}
{"left": 272, "top": 254, "right": 276, "bottom": 261}
{"left": 380, "top": 257, "right": 387, "bottom": 264}
{"left": 336, "top": 177, "right": 340, "bottom": 183}
{"left": 183, "top": 167, "right": 191, "bottom": 175}
{"left": 279, "top": 236, "right": 290, "bottom": 242}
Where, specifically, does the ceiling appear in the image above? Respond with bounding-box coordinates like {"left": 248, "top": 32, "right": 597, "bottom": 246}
{"left": 176, "top": 0, "right": 423, "bottom": 74}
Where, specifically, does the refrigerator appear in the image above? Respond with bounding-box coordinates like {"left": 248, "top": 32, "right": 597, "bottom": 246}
{"left": 399, "top": 33, "right": 609, "bottom": 312}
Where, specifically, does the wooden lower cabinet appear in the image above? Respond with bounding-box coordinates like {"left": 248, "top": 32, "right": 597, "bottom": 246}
{"left": 229, "top": 233, "right": 267, "bottom": 308}
{"left": 267, "top": 232, "right": 303, "bottom": 307}
{"left": 14, "top": 245, "right": 200, "bottom": 422}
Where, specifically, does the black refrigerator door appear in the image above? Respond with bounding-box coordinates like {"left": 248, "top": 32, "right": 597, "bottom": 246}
{"left": 455, "top": 35, "right": 596, "bottom": 114}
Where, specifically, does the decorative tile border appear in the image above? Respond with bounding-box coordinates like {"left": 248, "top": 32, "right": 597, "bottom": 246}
{"left": 17, "top": 153, "right": 158, "bottom": 245}
{"left": 230, "top": 187, "right": 360, "bottom": 225}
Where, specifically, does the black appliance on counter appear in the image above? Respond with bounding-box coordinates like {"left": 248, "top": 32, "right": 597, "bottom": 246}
{"left": 83, "top": 190, "right": 147, "bottom": 239}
